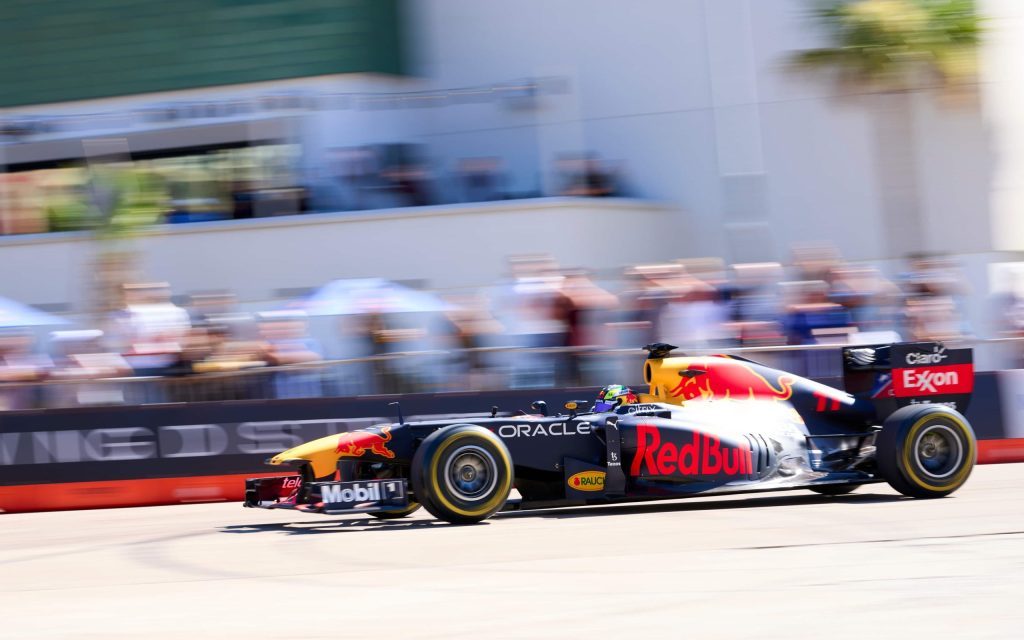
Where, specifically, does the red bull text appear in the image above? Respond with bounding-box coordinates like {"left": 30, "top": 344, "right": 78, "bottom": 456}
{"left": 630, "top": 424, "right": 753, "bottom": 478}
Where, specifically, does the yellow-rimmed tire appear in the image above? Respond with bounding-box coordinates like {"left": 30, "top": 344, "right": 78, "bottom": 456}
{"left": 876, "top": 405, "right": 976, "bottom": 498}
{"left": 411, "top": 425, "right": 513, "bottom": 524}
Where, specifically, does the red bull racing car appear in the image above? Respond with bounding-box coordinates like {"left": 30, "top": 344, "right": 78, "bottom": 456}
{"left": 244, "top": 342, "right": 977, "bottom": 524}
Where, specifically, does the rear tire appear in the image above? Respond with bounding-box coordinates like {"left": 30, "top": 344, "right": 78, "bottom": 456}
{"left": 411, "top": 425, "right": 513, "bottom": 524}
{"left": 876, "top": 405, "right": 976, "bottom": 498}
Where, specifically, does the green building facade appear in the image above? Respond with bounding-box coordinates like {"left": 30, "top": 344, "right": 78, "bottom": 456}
{"left": 0, "top": 0, "right": 405, "bottom": 108}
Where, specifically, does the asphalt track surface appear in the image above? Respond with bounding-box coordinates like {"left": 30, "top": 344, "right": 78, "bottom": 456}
{"left": 3, "top": 465, "right": 1024, "bottom": 640}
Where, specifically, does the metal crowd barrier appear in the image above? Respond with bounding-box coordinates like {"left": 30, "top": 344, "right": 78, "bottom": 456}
{"left": 0, "top": 339, "right": 1012, "bottom": 411}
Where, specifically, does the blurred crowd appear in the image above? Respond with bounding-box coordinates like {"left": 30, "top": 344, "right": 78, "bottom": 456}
{"left": 0, "top": 246, "right": 978, "bottom": 411}
{"left": 313, "top": 146, "right": 623, "bottom": 212}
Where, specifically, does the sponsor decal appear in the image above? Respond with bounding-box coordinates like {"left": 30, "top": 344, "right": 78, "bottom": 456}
{"left": 905, "top": 345, "right": 948, "bottom": 366}
{"left": 908, "top": 399, "right": 958, "bottom": 409}
{"left": 252, "top": 475, "right": 302, "bottom": 502}
{"left": 871, "top": 373, "right": 894, "bottom": 399}
{"left": 318, "top": 479, "right": 407, "bottom": 508}
{"left": 322, "top": 481, "right": 382, "bottom": 504}
{"left": 669, "top": 360, "right": 794, "bottom": 402}
{"left": 621, "top": 404, "right": 663, "bottom": 414}
{"left": 567, "top": 470, "right": 605, "bottom": 492}
{"left": 335, "top": 426, "right": 395, "bottom": 459}
{"left": 630, "top": 424, "right": 752, "bottom": 478}
{"left": 893, "top": 364, "right": 973, "bottom": 396}
{"left": 497, "top": 422, "right": 592, "bottom": 438}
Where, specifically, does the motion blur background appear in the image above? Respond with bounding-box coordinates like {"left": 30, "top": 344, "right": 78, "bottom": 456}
{"left": 1, "top": 0, "right": 1023, "bottom": 408}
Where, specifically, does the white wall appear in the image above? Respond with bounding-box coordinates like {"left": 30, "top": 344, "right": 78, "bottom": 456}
{"left": 407, "top": 0, "right": 997, "bottom": 263}
{"left": 0, "top": 198, "right": 680, "bottom": 309}
{"left": 980, "top": 0, "right": 1024, "bottom": 252}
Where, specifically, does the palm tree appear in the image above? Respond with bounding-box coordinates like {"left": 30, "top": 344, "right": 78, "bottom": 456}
{"left": 82, "top": 141, "right": 168, "bottom": 318}
{"left": 796, "top": 0, "right": 982, "bottom": 90}
{"left": 793, "top": 0, "right": 984, "bottom": 258}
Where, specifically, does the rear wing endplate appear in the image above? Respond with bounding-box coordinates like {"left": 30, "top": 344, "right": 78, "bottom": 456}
{"left": 842, "top": 342, "right": 973, "bottom": 415}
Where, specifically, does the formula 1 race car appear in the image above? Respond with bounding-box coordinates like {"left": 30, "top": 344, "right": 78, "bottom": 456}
{"left": 244, "top": 342, "right": 977, "bottom": 524}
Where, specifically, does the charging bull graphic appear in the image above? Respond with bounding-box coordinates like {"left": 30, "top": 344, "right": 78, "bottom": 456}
{"left": 335, "top": 426, "right": 395, "bottom": 459}
{"left": 669, "top": 359, "right": 795, "bottom": 402}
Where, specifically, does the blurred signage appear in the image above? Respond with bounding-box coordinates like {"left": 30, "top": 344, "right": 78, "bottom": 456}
{"left": 0, "top": 77, "right": 569, "bottom": 142}
{"left": 0, "top": 387, "right": 586, "bottom": 486}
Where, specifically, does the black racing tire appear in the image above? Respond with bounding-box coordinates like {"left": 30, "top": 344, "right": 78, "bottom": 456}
{"left": 808, "top": 484, "right": 861, "bottom": 496}
{"left": 411, "top": 425, "right": 513, "bottom": 524}
{"left": 876, "top": 405, "right": 976, "bottom": 499}
{"left": 368, "top": 503, "right": 422, "bottom": 520}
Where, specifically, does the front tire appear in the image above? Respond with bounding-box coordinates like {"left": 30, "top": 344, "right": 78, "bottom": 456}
{"left": 411, "top": 425, "right": 513, "bottom": 524}
{"left": 876, "top": 405, "right": 976, "bottom": 498}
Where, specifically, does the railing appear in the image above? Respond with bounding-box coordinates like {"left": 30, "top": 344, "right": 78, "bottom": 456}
{"left": 0, "top": 339, "right": 1007, "bottom": 410}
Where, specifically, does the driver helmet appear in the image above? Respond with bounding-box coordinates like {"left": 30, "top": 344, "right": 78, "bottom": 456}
{"left": 595, "top": 384, "right": 639, "bottom": 412}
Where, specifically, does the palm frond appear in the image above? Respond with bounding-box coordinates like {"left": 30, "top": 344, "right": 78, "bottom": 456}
{"left": 792, "top": 0, "right": 983, "bottom": 89}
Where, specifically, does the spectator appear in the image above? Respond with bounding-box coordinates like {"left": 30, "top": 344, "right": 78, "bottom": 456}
{"left": 557, "top": 271, "right": 618, "bottom": 385}
{"left": 828, "top": 265, "right": 902, "bottom": 337}
{"left": 0, "top": 330, "right": 50, "bottom": 410}
{"left": 458, "top": 157, "right": 504, "bottom": 202}
{"left": 442, "top": 295, "right": 505, "bottom": 389}
{"left": 557, "top": 153, "right": 619, "bottom": 197}
{"left": 188, "top": 291, "right": 256, "bottom": 341}
{"left": 257, "top": 311, "right": 323, "bottom": 398}
{"left": 46, "top": 330, "right": 131, "bottom": 407}
{"left": 900, "top": 254, "right": 970, "bottom": 340}
{"left": 782, "top": 281, "right": 854, "bottom": 345}
{"left": 990, "top": 268, "right": 1024, "bottom": 367}
{"left": 657, "top": 275, "right": 730, "bottom": 351}
{"left": 333, "top": 146, "right": 381, "bottom": 211}
{"left": 230, "top": 181, "right": 256, "bottom": 220}
{"left": 110, "top": 282, "right": 192, "bottom": 377}
{"left": 728, "top": 263, "right": 785, "bottom": 346}
{"left": 382, "top": 163, "right": 434, "bottom": 207}
{"left": 792, "top": 244, "right": 842, "bottom": 282}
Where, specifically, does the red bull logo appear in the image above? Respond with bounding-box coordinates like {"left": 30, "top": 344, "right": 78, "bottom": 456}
{"left": 630, "top": 424, "right": 753, "bottom": 478}
{"left": 669, "top": 359, "right": 794, "bottom": 402}
{"left": 335, "top": 426, "right": 395, "bottom": 459}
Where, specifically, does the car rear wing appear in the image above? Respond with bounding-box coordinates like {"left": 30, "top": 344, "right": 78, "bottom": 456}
{"left": 842, "top": 342, "right": 973, "bottom": 415}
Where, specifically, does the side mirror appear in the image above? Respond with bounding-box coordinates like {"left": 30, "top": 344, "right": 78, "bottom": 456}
{"left": 531, "top": 400, "right": 548, "bottom": 417}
